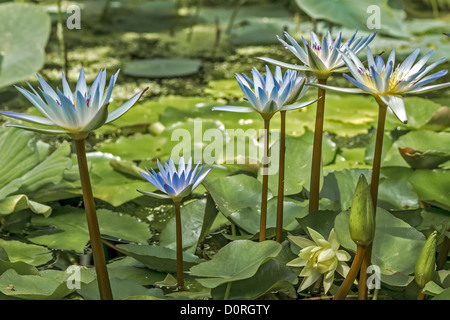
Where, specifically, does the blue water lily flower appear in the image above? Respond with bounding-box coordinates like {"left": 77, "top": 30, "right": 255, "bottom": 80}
{"left": 212, "top": 65, "right": 317, "bottom": 119}
{"left": 258, "top": 28, "right": 376, "bottom": 80}
{"left": 312, "top": 47, "right": 450, "bottom": 123}
{"left": 0, "top": 68, "right": 147, "bottom": 139}
{"left": 138, "top": 157, "right": 212, "bottom": 201}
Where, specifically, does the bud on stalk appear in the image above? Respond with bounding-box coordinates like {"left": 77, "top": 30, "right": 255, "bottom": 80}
{"left": 415, "top": 231, "right": 437, "bottom": 289}
{"left": 349, "top": 175, "right": 375, "bottom": 247}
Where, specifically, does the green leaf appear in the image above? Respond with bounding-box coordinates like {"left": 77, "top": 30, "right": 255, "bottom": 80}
{"left": 211, "top": 259, "right": 297, "bottom": 300}
{"left": 0, "top": 2, "right": 51, "bottom": 88}
{"left": 159, "top": 199, "right": 207, "bottom": 251}
{"left": 0, "top": 239, "right": 52, "bottom": 266}
{"left": 383, "top": 131, "right": 450, "bottom": 170}
{"left": 28, "top": 206, "right": 152, "bottom": 253}
{"left": 0, "top": 128, "right": 72, "bottom": 216}
{"left": 106, "top": 257, "right": 167, "bottom": 286}
{"left": 335, "top": 208, "right": 426, "bottom": 286}
{"left": 189, "top": 240, "right": 282, "bottom": 288}
{"left": 294, "top": 0, "right": 408, "bottom": 37}
{"left": 409, "top": 169, "right": 450, "bottom": 211}
{"left": 77, "top": 277, "right": 165, "bottom": 300}
{"left": 0, "top": 269, "right": 72, "bottom": 300}
{"left": 124, "top": 59, "right": 202, "bottom": 78}
{"left": 116, "top": 243, "right": 202, "bottom": 273}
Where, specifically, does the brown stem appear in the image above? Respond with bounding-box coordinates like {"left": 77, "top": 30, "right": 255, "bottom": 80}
{"left": 276, "top": 111, "right": 286, "bottom": 243}
{"left": 74, "top": 139, "right": 113, "bottom": 300}
{"left": 370, "top": 101, "right": 388, "bottom": 209}
{"left": 417, "top": 288, "right": 426, "bottom": 300}
{"left": 334, "top": 245, "right": 367, "bottom": 300}
{"left": 309, "top": 78, "right": 328, "bottom": 214}
{"left": 436, "top": 232, "right": 450, "bottom": 270}
{"left": 358, "top": 101, "right": 388, "bottom": 299}
{"left": 174, "top": 200, "right": 185, "bottom": 290}
{"left": 260, "top": 118, "right": 271, "bottom": 242}
{"left": 358, "top": 247, "right": 372, "bottom": 300}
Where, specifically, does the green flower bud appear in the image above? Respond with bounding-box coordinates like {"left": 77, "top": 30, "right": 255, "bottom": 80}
{"left": 349, "top": 175, "right": 375, "bottom": 247}
{"left": 414, "top": 231, "right": 437, "bottom": 289}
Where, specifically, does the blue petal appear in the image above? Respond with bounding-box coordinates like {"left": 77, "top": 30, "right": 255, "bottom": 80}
{"left": 343, "top": 74, "right": 377, "bottom": 93}
{"left": 192, "top": 166, "right": 212, "bottom": 190}
{"left": 211, "top": 105, "right": 255, "bottom": 113}
{"left": 36, "top": 74, "right": 59, "bottom": 101}
{"left": 106, "top": 87, "right": 147, "bottom": 124}
{"left": 0, "top": 111, "right": 55, "bottom": 126}
{"left": 76, "top": 67, "right": 88, "bottom": 98}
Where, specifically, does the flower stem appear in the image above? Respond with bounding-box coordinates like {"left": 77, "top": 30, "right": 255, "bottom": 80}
{"left": 417, "top": 288, "right": 426, "bottom": 300}
{"left": 74, "top": 139, "right": 113, "bottom": 300}
{"left": 276, "top": 111, "right": 286, "bottom": 243}
{"left": 358, "top": 101, "right": 388, "bottom": 299}
{"left": 436, "top": 229, "right": 450, "bottom": 270}
{"left": 309, "top": 78, "right": 328, "bottom": 214}
{"left": 173, "top": 200, "right": 185, "bottom": 291}
{"left": 334, "top": 245, "right": 367, "bottom": 300}
{"left": 260, "top": 118, "right": 271, "bottom": 242}
{"left": 370, "top": 101, "right": 388, "bottom": 210}
{"left": 224, "top": 282, "right": 232, "bottom": 300}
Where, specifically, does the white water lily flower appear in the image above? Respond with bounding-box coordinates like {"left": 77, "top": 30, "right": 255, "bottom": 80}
{"left": 212, "top": 65, "right": 317, "bottom": 119}
{"left": 258, "top": 28, "right": 376, "bottom": 79}
{"left": 0, "top": 68, "right": 147, "bottom": 139}
{"left": 287, "top": 227, "right": 351, "bottom": 294}
{"left": 312, "top": 46, "right": 450, "bottom": 123}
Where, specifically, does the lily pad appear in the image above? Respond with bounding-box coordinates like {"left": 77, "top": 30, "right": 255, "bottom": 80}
{"left": 123, "top": 58, "right": 203, "bottom": 78}
{"left": 0, "top": 269, "right": 72, "bottom": 300}
{"left": 0, "top": 128, "right": 72, "bottom": 216}
{"left": 409, "top": 169, "right": 450, "bottom": 211}
{"left": 0, "top": 239, "right": 52, "bottom": 267}
{"left": 159, "top": 199, "right": 207, "bottom": 251}
{"left": 0, "top": 2, "right": 51, "bottom": 88}
{"left": 211, "top": 259, "right": 297, "bottom": 300}
{"left": 334, "top": 208, "right": 426, "bottom": 286}
{"left": 77, "top": 277, "right": 165, "bottom": 300}
{"left": 116, "top": 243, "right": 203, "bottom": 273}
{"left": 28, "top": 206, "right": 152, "bottom": 253}
{"left": 294, "top": 0, "right": 408, "bottom": 38}
{"left": 189, "top": 240, "right": 282, "bottom": 288}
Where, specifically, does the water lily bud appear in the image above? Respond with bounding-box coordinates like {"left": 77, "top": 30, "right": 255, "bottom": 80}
{"left": 415, "top": 231, "right": 437, "bottom": 289}
{"left": 349, "top": 175, "right": 375, "bottom": 247}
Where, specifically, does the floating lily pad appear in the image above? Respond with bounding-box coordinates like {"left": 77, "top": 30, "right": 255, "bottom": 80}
{"left": 294, "top": 0, "right": 408, "bottom": 38}
{"left": 211, "top": 259, "right": 297, "bottom": 300}
{"left": 123, "top": 58, "right": 203, "bottom": 78}
{"left": 116, "top": 243, "right": 203, "bottom": 273}
{"left": 28, "top": 206, "right": 152, "bottom": 253}
{"left": 0, "top": 2, "right": 51, "bottom": 89}
{"left": 189, "top": 240, "right": 282, "bottom": 288}
{"left": 335, "top": 208, "right": 426, "bottom": 286}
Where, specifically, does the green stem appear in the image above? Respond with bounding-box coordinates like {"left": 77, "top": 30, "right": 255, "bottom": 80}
{"left": 276, "top": 111, "right": 286, "bottom": 243}
{"left": 358, "top": 100, "right": 388, "bottom": 300}
{"left": 259, "top": 118, "right": 271, "bottom": 242}
{"left": 334, "top": 245, "right": 367, "bottom": 300}
{"left": 74, "top": 139, "right": 113, "bottom": 300}
{"left": 224, "top": 282, "right": 232, "bottom": 300}
{"left": 174, "top": 200, "right": 185, "bottom": 291}
{"left": 436, "top": 229, "right": 450, "bottom": 270}
{"left": 358, "top": 247, "right": 371, "bottom": 300}
{"left": 370, "top": 101, "right": 387, "bottom": 210}
{"left": 417, "top": 288, "right": 426, "bottom": 300}
{"left": 309, "top": 78, "right": 327, "bottom": 214}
